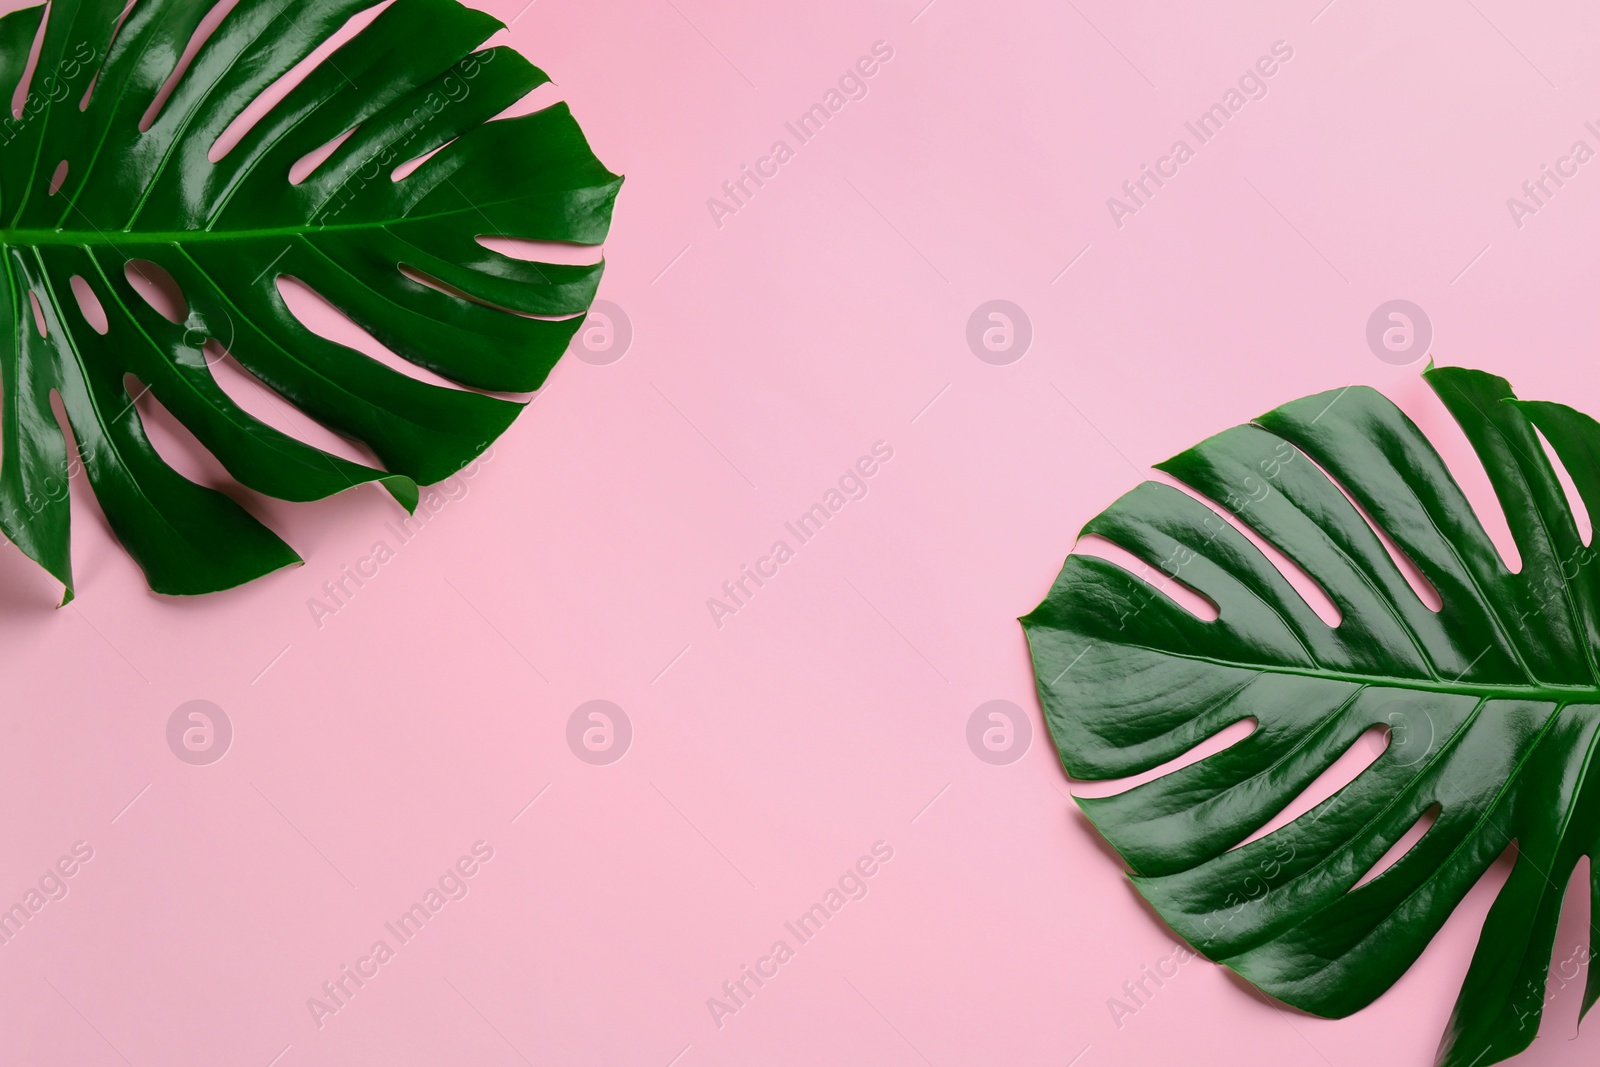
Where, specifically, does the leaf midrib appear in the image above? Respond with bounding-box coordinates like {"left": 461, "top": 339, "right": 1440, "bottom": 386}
{"left": 1053, "top": 628, "right": 1600, "bottom": 706}
{"left": 0, "top": 213, "right": 470, "bottom": 245}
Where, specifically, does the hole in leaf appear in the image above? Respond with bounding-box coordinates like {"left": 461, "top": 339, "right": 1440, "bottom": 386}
{"left": 1247, "top": 530, "right": 1342, "bottom": 627}
{"left": 275, "top": 275, "right": 473, "bottom": 392}
{"left": 399, "top": 264, "right": 491, "bottom": 307}
{"left": 1159, "top": 472, "right": 1343, "bottom": 628}
{"left": 388, "top": 77, "right": 563, "bottom": 183}
{"left": 289, "top": 125, "right": 358, "bottom": 185}
{"left": 69, "top": 275, "right": 108, "bottom": 334}
{"left": 124, "top": 373, "right": 242, "bottom": 496}
{"left": 1075, "top": 533, "right": 1220, "bottom": 622}
{"left": 1354, "top": 493, "right": 1443, "bottom": 611}
{"left": 125, "top": 371, "right": 300, "bottom": 526}
{"left": 1400, "top": 379, "right": 1523, "bottom": 574}
{"left": 209, "top": 0, "right": 394, "bottom": 162}
{"left": 391, "top": 138, "right": 451, "bottom": 182}
{"left": 1535, "top": 426, "right": 1591, "bottom": 547}
{"left": 474, "top": 235, "right": 605, "bottom": 266}
{"left": 1287, "top": 448, "right": 1444, "bottom": 613}
{"left": 11, "top": 2, "right": 49, "bottom": 120}
{"left": 205, "top": 345, "right": 385, "bottom": 470}
{"left": 488, "top": 78, "right": 563, "bottom": 122}
{"left": 139, "top": 0, "right": 242, "bottom": 132}
{"left": 1541, "top": 857, "right": 1592, "bottom": 1041}
{"left": 1351, "top": 802, "right": 1440, "bottom": 889}
{"left": 1369, "top": 839, "right": 1513, "bottom": 1011}
{"left": 48, "top": 389, "right": 110, "bottom": 546}
{"left": 1231, "top": 723, "right": 1389, "bottom": 851}
{"left": 1071, "top": 717, "right": 1257, "bottom": 799}
{"left": 398, "top": 264, "right": 514, "bottom": 313}
{"left": 47, "top": 158, "right": 67, "bottom": 195}
{"left": 81, "top": 0, "right": 138, "bottom": 111}
{"left": 1333, "top": 466, "right": 1443, "bottom": 612}
{"left": 397, "top": 264, "right": 571, "bottom": 321}
{"left": 124, "top": 259, "right": 187, "bottom": 324}
{"left": 28, "top": 291, "right": 47, "bottom": 337}
{"left": 386, "top": 81, "right": 566, "bottom": 184}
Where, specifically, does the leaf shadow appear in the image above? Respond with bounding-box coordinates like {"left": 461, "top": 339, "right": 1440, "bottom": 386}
{"left": 1068, "top": 805, "right": 1132, "bottom": 872}
{"left": 0, "top": 542, "right": 67, "bottom": 609}
{"left": 1066, "top": 806, "right": 1325, "bottom": 1020}
{"left": 1216, "top": 965, "right": 1326, "bottom": 1020}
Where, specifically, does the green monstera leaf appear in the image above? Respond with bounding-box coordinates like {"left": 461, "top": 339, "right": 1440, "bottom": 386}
{"left": 1024, "top": 366, "right": 1600, "bottom": 1067}
{"left": 0, "top": 0, "right": 619, "bottom": 598}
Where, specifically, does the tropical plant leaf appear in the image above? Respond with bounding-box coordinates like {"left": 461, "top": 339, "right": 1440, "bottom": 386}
{"left": 0, "top": 0, "right": 619, "bottom": 599}
{"left": 1023, "top": 366, "right": 1600, "bottom": 1067}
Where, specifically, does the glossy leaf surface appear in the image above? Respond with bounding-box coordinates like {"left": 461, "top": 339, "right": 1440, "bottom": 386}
{"left": 0, "top": 0, "right": 619, "bottom": 597}
{"left": 1024, "top": 366, "right": 1600, "bottom": 1067}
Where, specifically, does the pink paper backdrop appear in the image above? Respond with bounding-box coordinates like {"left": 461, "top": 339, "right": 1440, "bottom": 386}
{"left": 4, "top": 0, "right": 1600, "bottom": 1064}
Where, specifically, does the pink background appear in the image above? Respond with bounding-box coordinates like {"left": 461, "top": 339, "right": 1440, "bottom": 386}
{"left": 5, "top": 0, "right": 1600, "bottom": 1064}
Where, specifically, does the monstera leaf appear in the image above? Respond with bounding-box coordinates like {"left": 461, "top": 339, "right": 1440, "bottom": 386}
{"left": 1024, "top": 366, "right": 1600, "bottom": 1067}
{"left": 0, "top": 0, "right": 619, "bottom": 598}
